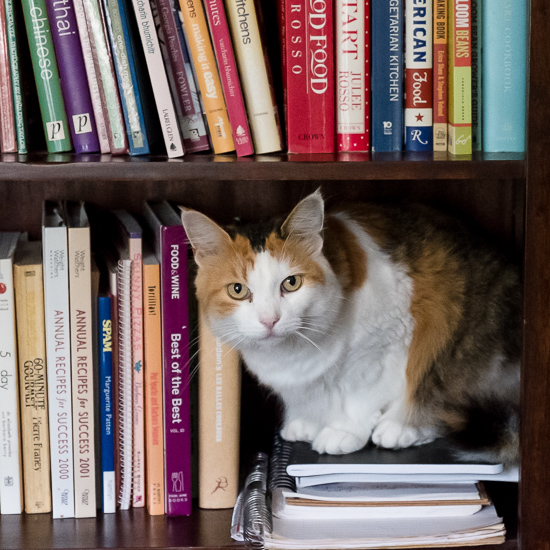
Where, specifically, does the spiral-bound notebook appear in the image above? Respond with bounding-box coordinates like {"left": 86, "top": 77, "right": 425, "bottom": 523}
{"left": 117, "top": 258, "right": 133, "bottom": 510}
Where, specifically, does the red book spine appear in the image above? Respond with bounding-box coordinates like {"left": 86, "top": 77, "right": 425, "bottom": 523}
{"left": 336, "top": 0, "right": 370, "bottom": 152}
{"left": 0, "top": 0, "right": 17, "bottom": 152}
{"left": 283, "top": 0, "right": 334, "bottom": 154}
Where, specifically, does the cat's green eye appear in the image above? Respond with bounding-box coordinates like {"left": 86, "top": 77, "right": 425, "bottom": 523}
{"left": 281, "top": 275, "right": 303, "bottom": 293}
{"left": 227, "top": 282, "right": 251, "bottom": 300}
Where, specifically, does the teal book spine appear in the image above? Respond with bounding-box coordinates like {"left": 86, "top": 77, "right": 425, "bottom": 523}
{"left": 4, "top": 0, "right": 27, "bottom": 153}
{"left": 482, "top": 0, "right": 527, "bottom": 153}
{"left": 21, "top": 0, "right": 72, "bottom": 152}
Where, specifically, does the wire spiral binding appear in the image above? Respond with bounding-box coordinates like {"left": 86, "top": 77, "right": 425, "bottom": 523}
{"left": 117, "top": 260, "right": 133, "bottom": 509}
{"left": 269, "top": 433, "right": 296, "bottom": 492}
{"left": 243, "top": 452, "right": 271, "bottom": 548}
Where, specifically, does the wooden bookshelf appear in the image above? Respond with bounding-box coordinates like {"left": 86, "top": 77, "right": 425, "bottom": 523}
{"left": 0, "top": 0, "right": 548, "bottom": 547}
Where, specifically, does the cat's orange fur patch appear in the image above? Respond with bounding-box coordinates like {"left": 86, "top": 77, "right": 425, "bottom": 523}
{"left": 406, "top": 243, "right": 466, "bottom": 403}
{"left": 323, "top": 215, "right": 367, "bottom": 292}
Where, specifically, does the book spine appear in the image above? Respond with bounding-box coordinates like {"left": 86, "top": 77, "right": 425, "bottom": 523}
{"left": 223, "top": 0, "right": 282, "bottom": 154}
{"left": 371, "top": 0, "right": 403, "bottom": 153}
{"left": 21, "top": 0, "right": 73, "bottom": 152}
{"left": 0, "top": 0, "right": 17, "bottom": 152}
{"left": 433, "top": 0, "right": 447, "bottom": 152}
{"left": 4, "top": 0, "right": 27, "bottom": 153}
{"left": 143, "top": 260, "right": 165, "bottom": 515}
{"left": 68, "top": 227, "right": 97, "bottom": 517}
{"left": 0, "top": 256, "right": 23, "bottom": 514}
{"left": 161, "top": 226, "right": 192, "bottom": 516}
{"left": 42, "top": 225, "right": 75, "bottom": 518}
{"left": 98, "top": 296, "right": 115, "bottom": 513}
{"left": 404, "top": 0, "right": 433, "bottom": 151}
{"left": 128, "top": 0, "right": 185, "bottom": 158}
{"left": 14, "top": 254, "right": 52, "bottom": 514}
{"left": 447, "top": 0, "right": 472, "bottom": 155}
{"left": 203, "top": 0, "right": 254, "bottom": 156}
{"left": 281, "top": 0, "right": 334, "bottom": 154}
{"left": 336, "top": 0, "right": 371, "bottom": 152}
{"left": 151, "top": 0, "right": 206, "bottom": 153}
{"left": 44, "top": 0, "right": 101, "bottom": 154}
{"left": 102, "top": 0, "right": 150, "bottom": 155}
{"left": 178, "top": 0, "right": 235, "bottom": 154}
{"left": 471, "top": 0, "right": 481, "bottom": 151}
{"left": 173, "top": 1, "right": 210, "bottom": 151}
{"left": 82, "top": 0, "right": 129, "bottom": 154}
{"left": 198, "top": 311, "right": 241, "bottom": 509}
{"left": 72, "top": 0, "right": 111, "bottom": 152}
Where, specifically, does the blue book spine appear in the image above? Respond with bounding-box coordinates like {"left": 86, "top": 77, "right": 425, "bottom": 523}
{"left": 371, "top": 0, "right": 404, "bottom": 152}
{"left": 98, "top": 295, "right": 116, "bottom": 513}
{"left": 482, "top": 0, "right": 527, "bottom": 153}
{"left": 102, "top": 0, "right": 150, "bottom": 155}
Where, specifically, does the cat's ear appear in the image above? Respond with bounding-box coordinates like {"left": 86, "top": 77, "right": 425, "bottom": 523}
{"left": 180, "top": 208, "right": 232, "bottom": 266}
{"left": 281, "top": 188, "right": 324, "bottom": 255}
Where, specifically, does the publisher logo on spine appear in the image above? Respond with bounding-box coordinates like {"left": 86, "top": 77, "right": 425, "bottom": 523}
{"left": 46, "top": 121, "right": 66, "bottom": 142}
{"left": 73, "top": 114, "right": 93, "bottom": 135}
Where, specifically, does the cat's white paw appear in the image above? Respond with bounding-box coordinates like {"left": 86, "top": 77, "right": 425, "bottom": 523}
{"left": 281, "top": 419, "right": 319, "bottom": 443}
{"left": 371, "top": 420, "right": 437, "bottom": 449}
{"left": 312, "top": 427, "right": 367, "bottom": 454}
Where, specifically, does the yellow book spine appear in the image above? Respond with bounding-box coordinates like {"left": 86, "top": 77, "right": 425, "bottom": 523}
{"left": 14, "top": 243, "right": 52, "bottom": 514}
{"left": 178, "top": 0, "right": 235, "bottom": 154}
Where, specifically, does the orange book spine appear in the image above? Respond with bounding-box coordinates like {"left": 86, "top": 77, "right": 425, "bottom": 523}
{"left": 198, "top": 309, "right": 241, "bottom": 509}
{"left": 143, "top": 258, "right": 165, "bottom": 515}
{"left": 178, "top": 0, "right": 235, "bottom": 154}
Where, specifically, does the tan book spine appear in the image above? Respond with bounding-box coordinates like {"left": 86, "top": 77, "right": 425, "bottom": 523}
{"left": 14, "top": 241, "right": 52, "bottom": 514}
{"left": 143, "top": 258, "right": 165, "bottom": 515}
{"left": 198, "top": 309, "right": 241, "bottom": 509}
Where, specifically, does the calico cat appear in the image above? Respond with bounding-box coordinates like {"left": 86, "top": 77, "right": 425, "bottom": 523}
{"left": 180, "top": 190, "right": 521, "bottom": 464}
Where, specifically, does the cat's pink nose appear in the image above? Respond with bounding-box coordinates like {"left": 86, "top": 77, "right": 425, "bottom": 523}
{"left": 260, "top": 316, "right": 280, "bottom": 330}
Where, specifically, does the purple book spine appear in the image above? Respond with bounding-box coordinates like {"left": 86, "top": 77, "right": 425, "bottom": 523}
{"left": 161, "top": 225, "right": 192, "bottom": 516}
{"left": 45, "top": 0, "right": 100, "bottom": 153}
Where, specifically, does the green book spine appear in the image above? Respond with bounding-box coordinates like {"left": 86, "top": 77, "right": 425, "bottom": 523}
{"left": 21, "top": 0, "right": 72, "bottom": 152}
{"left": 4, "top": 0, "right": 27, "bottom": 153}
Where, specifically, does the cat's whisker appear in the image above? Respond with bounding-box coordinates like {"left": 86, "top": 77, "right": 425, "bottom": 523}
{"left": 295, "top": 330, "right": 323, "bottom": 353}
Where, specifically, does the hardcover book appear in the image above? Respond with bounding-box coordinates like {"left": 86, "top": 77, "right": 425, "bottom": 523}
{"left": 144, "top": 201, "right": 192, "bottom": 517}
{"left": 143, "top": 246, "right": 165, "bottom": 515}
{"left": 198, "top": 310, "right": 241, "bottom": 509}
{"left": 371, "top": 0, "right": 404, "bottom": 153}
{"left": 44, "top": 0, "right": 101, "bottom": 154}
{"left": 336, "top": 0, "right": 371, "bottom": 152}
{"left": 404, "top": 0, "right": 433, "bottom": 151}
{"left": 471, "top": 0, "right": 481, "bottom": 151}
{"left": 128, "top": 0, "right": 185, "bottom": 157}
{"left": 81, "top": 0, "right": 129, "bottom": 155}
{"left": 178, "top": 0, "right": 235, "bottom": 154}
{"left": 14, "top": 240, "right": 52, "bottom": 514}
{"left": 432, "top": 0, "right": 448, "bottom": 152}
{"left": 448, "top": 0, "right": 472, "bottom": 155}
{"left": 203, "top": 0, "right": 254, "bottom": 156}
{"left": 224, "top": 0, "right": 282, "bottom": 154}
{"left": 72, "top": 0, "right": 111, "bottom": 152}
{"left": 279, "top": 0, "right": 334, "bottom": 154}
{"left": 0, "top": 231, "right": 24, "bottom": 515}
{"left": 65, "top": 201, "right": 96, "bottom": 518}
{"left": 151, "top": 0, "right": 209, "bottom": 153}
{"left": 102, "top": 0, "right": 150, "bottom": 155}
{"left": 21, "top": 0, "right": 72, "bottom": 152}
{"left": 482, "top": 0, "right": 526, "bottom": 153}
{"left": 4, "top": 0, "right": 27, "bottom": 153}
{"left": 42, "top": 202, "right": 75, "bottom": 519}
{"left": 0, "top": 0, "right": 17, "bottom": 152}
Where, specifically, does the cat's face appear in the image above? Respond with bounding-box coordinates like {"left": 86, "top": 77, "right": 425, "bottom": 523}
{"left": 181, "top": 190, "right": 342, "bottom": 352}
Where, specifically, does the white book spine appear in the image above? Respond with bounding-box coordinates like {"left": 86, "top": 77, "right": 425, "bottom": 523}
{"left": 128, "top": 0, "right": 185, "bottom": 158}
{"left": 223, "top": 0, "right": 282, "bottom": 154}
{"left": 0, "top": 256, "right": 23, "bottom": 515}
{"left": 68, "top": 227, "right": 97, "bottom": 518}
{"left": 43, "top": 226, "right": 76, "bottom": 519}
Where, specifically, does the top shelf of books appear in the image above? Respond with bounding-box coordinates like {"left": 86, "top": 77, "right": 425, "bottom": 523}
{"left": 0, "top": 153, "right": 525, "bottom": 182}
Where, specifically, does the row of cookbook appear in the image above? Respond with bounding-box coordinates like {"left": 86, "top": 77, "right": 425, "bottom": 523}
{"left": 0, "top": 200, "right": 242, "bottom": 517}
{"left": 0, "top": 0, "right": 526, "bottom": 157}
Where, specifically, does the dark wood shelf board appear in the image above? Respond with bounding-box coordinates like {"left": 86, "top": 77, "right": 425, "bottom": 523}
{"left": 0, "top": 152, "right": 525, "bottom": 181}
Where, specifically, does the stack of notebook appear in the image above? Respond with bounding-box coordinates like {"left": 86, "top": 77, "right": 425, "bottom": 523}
{"left": 232, "top": 434, "right": 518, "bottom": 548}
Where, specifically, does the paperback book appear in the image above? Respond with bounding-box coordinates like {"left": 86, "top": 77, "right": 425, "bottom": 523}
{"left": 0, "top": 0, "right": 17, "bottom": 152}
